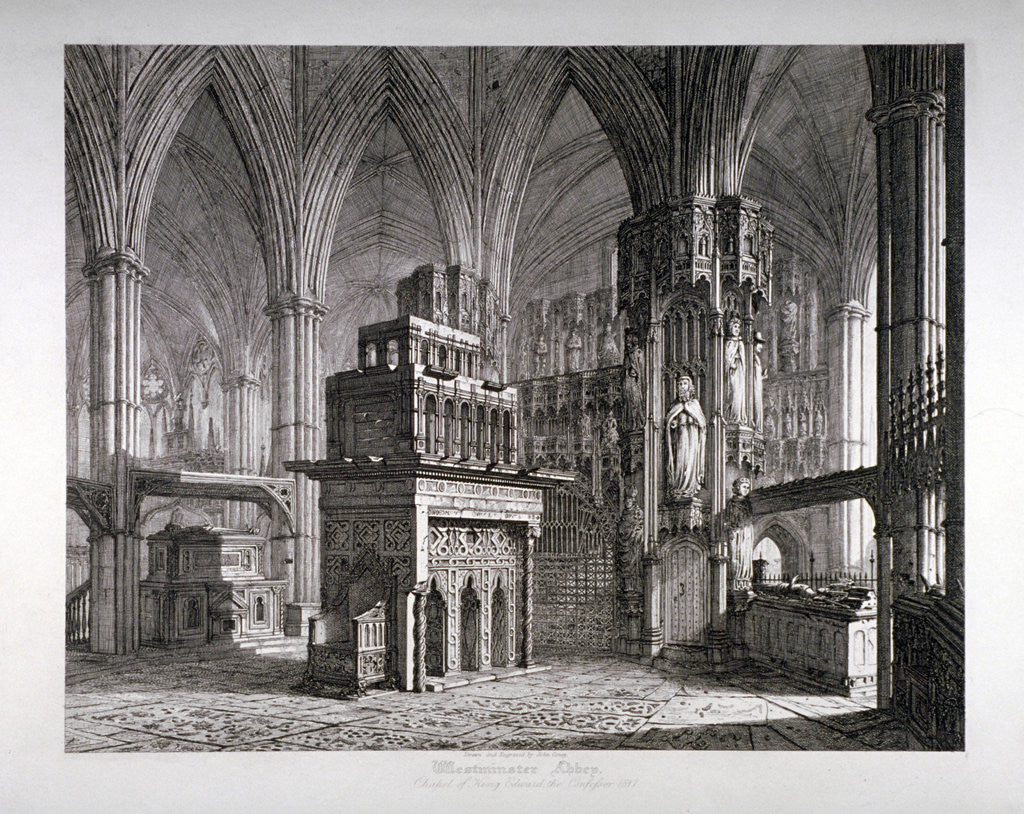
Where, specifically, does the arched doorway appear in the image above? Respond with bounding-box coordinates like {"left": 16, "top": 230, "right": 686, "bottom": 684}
{"left": 425, "top": 579, "right": 446, "bottom": 677}
{"left": 460, "top": 578, "right": 481, "bottom": 671}
{"left": 490, "top": 579, "right": 509, "bottom": 667}
{"left": 661, "top": 540, "right": 708, "bottom": 645}
{"left": 752, "top": 536, "right": 783, "bottom": 575}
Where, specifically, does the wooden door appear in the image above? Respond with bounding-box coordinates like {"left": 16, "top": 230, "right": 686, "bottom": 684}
{"left": 662, "top": 542, "right": 708, "bottom": 644}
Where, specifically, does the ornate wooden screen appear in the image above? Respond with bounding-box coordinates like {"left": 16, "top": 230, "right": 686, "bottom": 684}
{"left": 534, "top": 482, "right": 615, "bottom": 652}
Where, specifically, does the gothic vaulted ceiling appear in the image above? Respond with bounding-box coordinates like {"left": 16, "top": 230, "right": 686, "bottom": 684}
{"left": 66, "top": 45, "right": 877, "bottom": 387}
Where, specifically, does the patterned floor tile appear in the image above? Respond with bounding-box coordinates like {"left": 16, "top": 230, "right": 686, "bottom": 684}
{"left": 92, "top": 736, "right": 221, "bottom": 752}
{"left": 623, "top": 724, "right": 754, "bottom": 750}
{"left": 75, "top": 703, "right": 327, "bottom": 747}
{"left": 459, "top": 682, "right": 546, "bottom": 699}
{"left": 280, "top": 725, "right": 453, "bottom": 750}
{"left": 511, "top": 709, "right": 647, "bottom": 735}
{"left": 649, "top": 696, "right": 768, "bottom": 725}
{"left": 66, "top": 648, "right": 917, "bottom": 752}
{"left": 65, "top": 729, "right": 126, "bottom": 752}
{"left": 472, "top": 726, "right": 626, "bottom": 750}
{"left": 357, "top": 706, "right": 513, "bottom": 737}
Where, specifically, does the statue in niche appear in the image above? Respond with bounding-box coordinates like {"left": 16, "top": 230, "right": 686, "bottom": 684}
{"left": 518, "top": 338, "right": 529, "bottom": 379}
{"left": 726, "top": 477, "right": 753, "bottom": 586}
{"left": 172, "top": 394, "right": 186, "bottom": 433}
{"left": 724, "top": 317, "right": 747, "bottom": 423}
{"left": 602, "top": 416, "right": 619, "bottom": 447}
{"left": 598, "top": 322, "right": 619, "bottom": 366}
{"left": 814, "top": 401, "right": 826, "bottom": 437}
{"left": 579, "top": 411, "right": 592, "bottom": 439}
{"left": 783, "top": 404, "right": 794, "bottom": 437}
{"left": 566, "top": 327, "right": 583, "bottom": 373}
{"left": 620, "top": 333, "right": 646, "bottom": 432}
{"left": 799, "top": 403, "right": 810, "bottom": 437}
{"left": 533, "top": 334, "right": 548, "bottom": 377}
{"left": 779, "top": 300, "right": 800, "bottom": 372}
{"left": 665, "top": 375, "right": 706, "bottom": 497}
{"left": 616, "top": 490, "right": 644, "bottom": 594}
{"left": 753, "top": 332, "right": 765, "bottom": 430}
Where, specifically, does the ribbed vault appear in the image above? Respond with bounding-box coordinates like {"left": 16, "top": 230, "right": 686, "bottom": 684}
{"left": 322, "top": 118, "right": 446, "bottom": 374}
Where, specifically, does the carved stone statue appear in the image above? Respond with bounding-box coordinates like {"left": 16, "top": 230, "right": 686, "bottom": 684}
{"left": 814, "top": 401, "right": 826, "bottom": 437}
{"left": 753, "top": 332, "right": 765, "bottom": 429}
{"left": 620, "top": 333, "right": 646, "bottom": 432}
{"left": 579, "top": 411, "right": 592, "bottom": 439}
{"left": 598, "top": 322, "right": 619, "bottom": 366}
{"left": 779, "top": 300, "right": 800, "bottom": 372}
{"left": 664, "top": 375, "right": 706, "bottom": 497}
{"left": 726, "top": 477, "right": 753, "bottom": 585}
{"left": 566, "top": 328, "right": 583, "bottom": 373}
{"left": 725, "top": 317, "right": 747, "bottom": 423}
{"left": 616, "top": 490, "right": 644, "bottom": 593}
{"left": 533, "top": 334, "right": 548, "bottom": 377}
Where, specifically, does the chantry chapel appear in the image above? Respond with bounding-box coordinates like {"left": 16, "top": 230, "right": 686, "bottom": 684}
{"left": 65, "top": 44, "right": 964, "bottom": 751}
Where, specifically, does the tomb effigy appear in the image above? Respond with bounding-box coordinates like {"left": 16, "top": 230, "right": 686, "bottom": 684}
{"left": 140, "top": 524, "right": 287, "bottom": 647}
{"left": 288, "top": 265, "right": 572, "bottom": 694}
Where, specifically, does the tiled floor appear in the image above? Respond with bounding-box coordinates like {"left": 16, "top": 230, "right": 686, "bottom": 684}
{"left": 65, "top": 648, "right": 922, "bottom": 751}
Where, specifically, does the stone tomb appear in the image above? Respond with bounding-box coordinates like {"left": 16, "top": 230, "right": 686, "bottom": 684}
{"left": 140, "top": 525, "right": 287, "bottom": 647}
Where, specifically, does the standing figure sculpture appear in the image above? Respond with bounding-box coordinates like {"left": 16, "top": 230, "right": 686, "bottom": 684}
{"left": 533, "top": 333, "right": 548, "bottom": 378}
{"left": 779, "top": 300, "right": 800, "bottom": 372}
{"left": 665, "top": 375, "right": 706, "bottom": 497}
{"left": 727, "top": 477, "right": 754, "bottom": 587}
{"left": 616, "top": 490, "right": 644, "bottom": 594}
{"left": 566, "top": 327, "right": 583, "bottom": 373}
{"left": 598, "top": 321, "right": 619, "bottom": 366}
{"left": 620, "top": 333, "right": 646, "bottom": 432}
{"left": 725, "top": 317, "right": 747, "bottom": 423}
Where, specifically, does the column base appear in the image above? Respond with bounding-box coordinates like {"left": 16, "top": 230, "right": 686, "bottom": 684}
{"left": 639, "top": 626, "right": 663, "bottom": 659}
{"left": 285, "top": 603, "right": 321, "bottom": 637}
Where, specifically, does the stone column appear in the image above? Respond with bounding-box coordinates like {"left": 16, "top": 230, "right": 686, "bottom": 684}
{"left": 708, "top": 296, "right": 730, "bottom": 634}
{"left": 67, "top": 401, "right": 80, "bottom": 477}
{"left": 222, "top": 372, "right": 261, "bottom": 529}
{"left": 267, "top": 295, "right": 326, "bottom": 636}
{"left": 521, "top": 525, "right": 538, "bottom": 667}
{"left": 943, "top": 44, "right": 964, "bottom": 604}
{"left": 499, "top": 312, "right": 512, "bottom": 382}
{"left": 84, "top": 250, "right": 146, "bottom": 655}
{"left": 870, "top": 81, "right": 947, "bottom": 595}
{"left": 867, "top": 45, "right": 949, "bottom": 708}
{"left": 85, "top": 250, "right": 146, "bottom": 481}
{"left": 639, "top": 552, "right": 661, "bottom": 656}
{"left": 412, "top": 585, "right": 428, "bottom": 692}
{"left": 640, "top": 316, "right": 663, "bottom": 658}
{"left": 827, "top": 302, "right": 876, "bottom": 571}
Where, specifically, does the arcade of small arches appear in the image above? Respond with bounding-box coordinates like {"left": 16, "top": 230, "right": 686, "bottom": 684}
{"left": 65, "top": 44, "right": 964, "bottom": 750}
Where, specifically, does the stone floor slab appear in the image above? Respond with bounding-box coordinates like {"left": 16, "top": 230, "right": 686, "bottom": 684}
{"left": 66, "top": 648, "right": 917, "bottom": 751}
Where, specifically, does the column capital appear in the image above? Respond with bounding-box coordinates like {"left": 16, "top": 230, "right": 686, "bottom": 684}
{"left": 826, "top": 301, "right": 871, "bottom": 323}
{"left": 82, "top": 248, "right": 148, "bottom": 282}
{"left": 222, "top": 372, "right": 261, "bottom": 391}
{"left": 265, "top": 295, "right": 328, "bottom": 320}
{"left": 867, "top": 91, "right": 946, "bottom": 130}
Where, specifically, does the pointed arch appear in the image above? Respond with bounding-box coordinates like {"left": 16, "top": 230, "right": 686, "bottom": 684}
{"left": 64, "top": 45, "right": 120, "bottom": 259}
{"left": 125, "top": 45, "right": 294, "bottom": 295}
{"left": 482, "top": 47, "right": 669, "bottom": 307}
{"left": 304, "top": 47, "right": 474, "bottom": 299}
{"left": 753, "top": 518, "right": 809, "bottom": 576}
